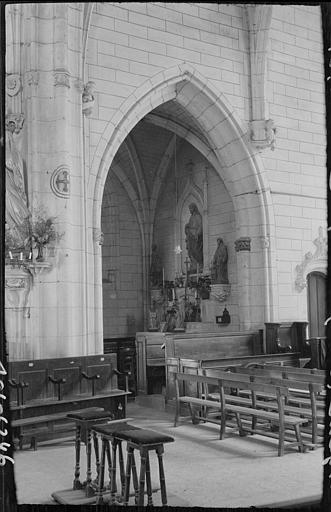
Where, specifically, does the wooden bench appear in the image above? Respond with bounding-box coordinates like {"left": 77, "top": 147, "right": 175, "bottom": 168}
{"left": 11, "top": 407, "right": 106, "bottom": 450}
{"left": 172, "top": 371, "right": 308, "bottom": 456}
{"left": 233, "top": 365, "right": 326, "bottom": 407}
{"left": 166, "top": 351, "right": 302, "bottom": 403}
{"left": 8, "top": 354, "right": 131, "bottom": 445}
{"left": 203, "top": 367, "right": 324, "bottom": 447}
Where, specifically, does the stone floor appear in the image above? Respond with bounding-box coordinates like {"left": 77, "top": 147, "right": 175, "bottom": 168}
{"left": 13, "top": 396, "right": 324, "bottom": 508}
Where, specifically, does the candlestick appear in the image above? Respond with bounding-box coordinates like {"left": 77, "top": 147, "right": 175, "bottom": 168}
{"left": 9, "top": 251, "right": 13, "bottom": 260}
{"left": 196, "top": 263, "right": 199, "bottom": 283}
{"left": 162, "top": 268, "right": 165, "bottom": 289}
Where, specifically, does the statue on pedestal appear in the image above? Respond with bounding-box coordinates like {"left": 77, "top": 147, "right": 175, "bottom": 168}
{"left": 5, "top": 115, "right": 30, "bottom": 247}
{"left": 211, "top": 238, "right": 229, "bottom": 284}
{"left": 185, "top": 203, "right": 203, "bottom": 272}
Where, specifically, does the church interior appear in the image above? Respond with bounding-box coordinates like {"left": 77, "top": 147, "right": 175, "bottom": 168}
{"left": 2, "top": 2, "right": 330, "bottom": 508}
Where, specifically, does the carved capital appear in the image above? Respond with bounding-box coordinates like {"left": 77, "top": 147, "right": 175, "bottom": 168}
{"left": 6, "top": 74, "right": 21, "bottom": 96}
{"left": 235, "top": 237, "right": 251, "bottom": 252}
{"left": 54, "top": 69, "right": 71, "bottom": 88}
{"left": 24, "top": 71, "right": 39, "bottom": 87}
{"left": 250, "top": 119, "right": 277, "bottom": 151}
{"left": 295, "top": 226, "right": 327, "bottom": 292}
{"left": 5, "top": 113, "right": 25, "bottom": 134}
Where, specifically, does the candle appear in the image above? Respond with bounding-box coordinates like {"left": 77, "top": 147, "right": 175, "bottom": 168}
{"left": 29, "top": 252, "right": 32, "bottom": 260}
{"left": 172, "top": 288, "right": 175, "bottom": 301}
{"left": 196, "top": 263, "right": 199, "bottom": 282}
{"left": 9, "top": 251, "right": 13, "bottom": 260}
{"left": 162, "top": 268, "right": 165, "bottom": 288}
{"left": 20, "top": 252, "right": 23, "bottom": 261}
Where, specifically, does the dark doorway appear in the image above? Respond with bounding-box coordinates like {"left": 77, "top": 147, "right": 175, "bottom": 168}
{"left": 307, "top": 271, "right": 326, "bottom": 338}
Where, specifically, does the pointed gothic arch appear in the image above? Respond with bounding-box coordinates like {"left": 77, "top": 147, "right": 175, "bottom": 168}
{"left": 87, "top": 63, "right": 278, "bottom": 347}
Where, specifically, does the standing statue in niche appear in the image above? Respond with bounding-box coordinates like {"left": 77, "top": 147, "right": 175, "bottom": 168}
{"left": 185, "top": 203, "right": 203, "bottom": 271}
{"left": 5, "top": 116, "right": 30, "bottom": 246}
{"left": 150, "top": 243, "right": 163, "bottom": 287}
{"left": 211, "top": 238, "right": 229, "bottom": 284}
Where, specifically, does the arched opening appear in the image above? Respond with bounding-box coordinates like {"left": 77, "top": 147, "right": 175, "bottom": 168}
{"left": 88, "top": 65, "right": 276, "bottom": 353}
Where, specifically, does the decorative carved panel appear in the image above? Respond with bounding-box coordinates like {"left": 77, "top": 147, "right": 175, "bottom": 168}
{"left": 235, "top": 237, "right": 251, "bottom": 252}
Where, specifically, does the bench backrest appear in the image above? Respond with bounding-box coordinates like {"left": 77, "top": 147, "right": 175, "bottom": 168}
{"left": 8, "top": 354, "right": 119, "bottom": 404}
{"left": 165, "top": 330, "right": 263, "bottom": 359}
{"left": 174, "top": 370, "right": 288, "bottom": 398}
{"left": 231, "top": 366, "right": 325, "bottom": 386}
{"left": 258, "top": 364, "right": 326, "bottom": 377}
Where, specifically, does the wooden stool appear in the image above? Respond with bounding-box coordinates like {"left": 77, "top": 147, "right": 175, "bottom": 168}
{"left": 91, "top": 423, "right": 141, "bottom": 505}
{"left": 67, "top": 409, "right": 115, "bottom": 496}
{"left": 113, "top": 428, "right": 174, "bottom": 506}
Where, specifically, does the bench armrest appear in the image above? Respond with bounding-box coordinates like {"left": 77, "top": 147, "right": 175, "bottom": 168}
{"left": 81, "top": 372, "right": 100, "bottom": 396}
{"left": 48, "top": 376, "right": 66, "bottom": 401}
{"left": 113, "top": 368, "right": 129, "bottom": 392}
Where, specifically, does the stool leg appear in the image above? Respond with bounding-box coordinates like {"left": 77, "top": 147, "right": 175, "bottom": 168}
{"left": 73, "top": 425, "right": 82, "bottom": 490}
{"left": 145, "top": 452, "right": 153, "bottom": 506}
{"left": 131, "top": 452, "right": 139, "bottom": 505}
{"left": 93, "top": 431, "right": 100, "bottom": 483}
{"left": 138, "top": 447, "right": 147, "bottom": 507}
{"left": 110, "top": 439, "right": 117, "bottom": 504}
{"left": 124, "top": 446, "right": 133, "bottom": 506}
{"left": 156, "top": 445, "right": 167, "bottom": 505}
{"left": 118, "top": 440, "right": 126, "bottom": 501}
{"left": 105, "top": 439, "right": 112, "bottom": 490}
{"left": 85, "top": 428, "right": 93, "bottom": 496}
{"left": 96, "top": 439, "right": 106, "bottom": 505}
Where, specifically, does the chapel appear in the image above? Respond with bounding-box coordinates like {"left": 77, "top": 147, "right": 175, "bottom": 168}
{"left": 2, "top": 2, "right": 330, "bottom": 508}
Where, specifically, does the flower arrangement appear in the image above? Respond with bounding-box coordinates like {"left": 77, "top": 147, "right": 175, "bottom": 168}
{"left": 5, "top": 207, "right": 63, "bottom": 261}
{"left": 30, "top": 209, "right": 63, "bottom": 261}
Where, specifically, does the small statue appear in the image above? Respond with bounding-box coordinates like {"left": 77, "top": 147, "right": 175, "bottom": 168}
{"left": 5, "top": 115, "right": 30, "bottom": 247}
{"left": 150, "top": 244, "right": 163, "bottom": 288}
{"left": 211, "top": 238, "right": 229, "bottom": 284}
{"left": 221, "top": 307, "right": 231, "bottom": 324}
{"left": 185, "top": 202, "right": 203, "bottom": 272}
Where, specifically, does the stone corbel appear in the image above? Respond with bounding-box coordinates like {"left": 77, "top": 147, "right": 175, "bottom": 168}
{"left": 250, "top": 119, "right": 276, "bottom": 151}
{"left": 82, "top": 81, "right": 96, "bottom": 117}
{"left": 5, "top": 113, "right": 25, "bottom": 133}
{"left": 5, "top": 265, "right": 32, "bottom": 318}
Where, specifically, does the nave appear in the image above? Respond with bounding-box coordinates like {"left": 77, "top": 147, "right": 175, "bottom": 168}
{"left": 14, "top": 397, "right": 323, "bottom": 508}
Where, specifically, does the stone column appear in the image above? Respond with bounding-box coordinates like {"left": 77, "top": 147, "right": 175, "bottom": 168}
{"left": 19, "top": 4, "right": 90, "bottom": 358}
{"left": 235, "top": 237, "right": 251, "bottom": 330}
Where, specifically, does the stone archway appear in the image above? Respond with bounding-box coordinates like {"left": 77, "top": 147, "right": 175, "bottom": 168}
{"left": 87, "top": 64, "right": 277, "bottom": 352}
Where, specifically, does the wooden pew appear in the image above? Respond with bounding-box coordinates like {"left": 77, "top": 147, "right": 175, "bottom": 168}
{"left": 172, "top": 371, "right": 308, "bottom": 456}
{"left": 216, "top": 366, "right": 325, "bottom": 446}
{"left": 165, "top": 351, "right": 302, "bottom": 402}
{"left": 8, "top": 354, "right": 130, "bottom": 448}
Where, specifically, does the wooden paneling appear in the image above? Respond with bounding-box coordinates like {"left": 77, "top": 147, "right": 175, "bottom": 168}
{"left": 307, "top": 272, "right": 326, "bottom": 338}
